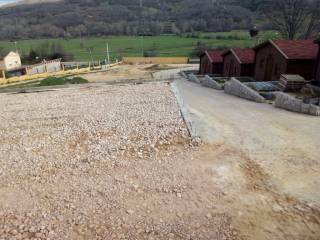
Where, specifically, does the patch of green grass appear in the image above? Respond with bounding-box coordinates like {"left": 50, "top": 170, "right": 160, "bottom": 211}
{"left": 0, "top": 31, "right": 279, "bottom": 61}
{"left": 39, "top": 76, "right": 88, "bottom": 86}
{"left": 39, "top": 77, "right": 66, "bottom": 86}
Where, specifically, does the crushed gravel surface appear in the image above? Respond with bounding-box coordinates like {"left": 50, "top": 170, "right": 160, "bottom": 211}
{"left": 0, "top": 83, "right": 236, "bottom": 240}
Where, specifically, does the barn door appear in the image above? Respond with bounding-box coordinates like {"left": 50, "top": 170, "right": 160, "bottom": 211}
{"left": 264, "top": 54, "right": 274, "bottom": 81}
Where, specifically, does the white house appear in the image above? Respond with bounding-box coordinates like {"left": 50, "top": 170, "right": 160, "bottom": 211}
{"left": 0, "top": 51, "right": 22, "bottom": 71}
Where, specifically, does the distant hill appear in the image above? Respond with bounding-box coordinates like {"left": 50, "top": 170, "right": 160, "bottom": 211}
{"left": 0, "top": 0, "right": 256, "bottom": 40}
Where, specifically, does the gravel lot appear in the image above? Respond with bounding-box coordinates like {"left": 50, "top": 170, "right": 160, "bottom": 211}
{"left": 0, "top": 83, "right": 236, "bottom": 240}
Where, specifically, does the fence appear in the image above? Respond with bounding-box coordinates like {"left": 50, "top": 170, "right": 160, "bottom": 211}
{"left": 0, "top": 61, "right": 122, "bottom": 86}
{"left": 122, "top": 57, "right": 189, "bottom": 64}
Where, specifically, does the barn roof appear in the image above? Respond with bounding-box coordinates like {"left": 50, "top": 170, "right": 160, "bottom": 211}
{"left": 254, "top": 40, "right": 318, "bottom": 60}
{"left": 222, "top": 48, "right": 255, "bottom": 64}
{"left": 205, "top": 50, "right": 224, "bottom": 63}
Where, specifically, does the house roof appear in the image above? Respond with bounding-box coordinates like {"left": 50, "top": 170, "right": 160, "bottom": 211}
{"left": 254, "top": 39, "right": 318, "bottom": 60}
{"left": 222, "top": 48, "right": 255, "bottom": 64}
{"left": 202, "top": 50, "right": 224, "bottom": 63}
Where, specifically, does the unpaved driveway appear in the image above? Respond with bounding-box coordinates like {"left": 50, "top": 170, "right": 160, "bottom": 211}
{"left": 0, "top": 82, "right": 236, "bottom": 240}
{"left": 173, "top": 78, "right": 320, "bottom": 239}
{"left": 79, "top": 64, "right": 198, "bottom": 83}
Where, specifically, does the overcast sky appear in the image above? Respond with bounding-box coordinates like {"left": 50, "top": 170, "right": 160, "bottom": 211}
{"left": 0, "top": 0, "right": 18, "bottom": 6}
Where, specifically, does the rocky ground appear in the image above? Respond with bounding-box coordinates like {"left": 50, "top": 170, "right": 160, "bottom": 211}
{"left": 0, "top": 83, "right": 237, "bottom": 240}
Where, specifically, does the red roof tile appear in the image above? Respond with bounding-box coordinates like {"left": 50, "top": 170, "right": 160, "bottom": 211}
{"left": 255, "top": 40, "right": 318, "bottom": 60}
{"left": 273, "top": 40, "right": 318, "bottom": 60}
{"left": 223, "top": 48, "right": 255, "bottom": 64}
{"left": 205, "top": 50, "right": 224, "bottom": 63}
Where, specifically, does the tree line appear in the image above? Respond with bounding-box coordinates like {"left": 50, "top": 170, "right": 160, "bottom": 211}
{"left": 0, "top": 0, "right": 318, "bottom": 41}
{"left": 0, "top": 0, "right": 253, "bottom": 40}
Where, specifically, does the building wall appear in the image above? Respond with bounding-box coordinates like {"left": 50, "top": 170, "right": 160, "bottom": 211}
{"left": 254, "top": 44, "right": 287, "bottom": 81}
{"left": 223, "top": 53, "right": 241, "bottom": 77}
{"left": 213, "top": 63, "right": 223, "bottom": 75}
{"left": 4, "top": 52, "right": 22, "bottom": 71}
{"left": 314, "top": 46, "right": 320, "bottom": 85}
{"left": 46, "top": 61, "right": 62, "bottom": 73}
{"left": 199, "top": 55, "right": 223, "bottom": 75}
{"left": 240, "top": 64, "right": 254, "bottom": 77}
{"left": 287, "top": 60, "right": 315, "bottom": 80}
{"left": 199, "top": 55, "right": 212, "bottom": 74}
{"left": 27, "top": 65, "right": 47, "bottom": 75}
{"left": 27, "top": 60, "right": 62, "bottom": 75}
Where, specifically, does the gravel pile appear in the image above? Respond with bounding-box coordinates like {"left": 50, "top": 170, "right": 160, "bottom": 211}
{"left": 0, "top": 83, "right": 236, "bottom": 240}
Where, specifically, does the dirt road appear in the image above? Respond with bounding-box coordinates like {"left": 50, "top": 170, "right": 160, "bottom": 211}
{"left": 78, "top": 64, "right": 198, "bottom": 83}
{"left": 173, "top": 78, "right": 320, "bottom": 239}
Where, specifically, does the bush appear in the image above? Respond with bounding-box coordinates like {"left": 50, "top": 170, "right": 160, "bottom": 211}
{"left": 66, "top": 77, "right": 88, "bottom": 84}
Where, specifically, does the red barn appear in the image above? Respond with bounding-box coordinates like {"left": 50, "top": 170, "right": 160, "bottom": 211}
{"left": 199, "top": 50, "right": 224, "bottom": 75}
{"left": 222, "top": 48, "right": 255, "bottom": 77}
{"left": 315, "top": 40, "right": 320, "bottom": 85}
{"left": 254, "top": 40, "right": 318, "bottom": 81}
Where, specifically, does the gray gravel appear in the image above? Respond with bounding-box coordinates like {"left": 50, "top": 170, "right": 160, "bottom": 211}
{"left": 0, "top": 83, "right": 235, "bottom": 240}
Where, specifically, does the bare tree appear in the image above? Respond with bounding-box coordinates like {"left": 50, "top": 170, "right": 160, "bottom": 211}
{"left": 304, "top": 0, "right": 320, "bottom": 39}
{"left": 266, "top": 0, "right": 320, "bottom": 39}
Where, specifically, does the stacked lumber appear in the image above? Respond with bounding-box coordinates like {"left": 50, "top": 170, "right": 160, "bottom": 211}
{"left": 279, "top": 74, "right": 306, "bottom": 91}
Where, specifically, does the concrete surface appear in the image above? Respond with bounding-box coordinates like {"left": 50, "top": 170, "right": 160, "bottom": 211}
{"left": 173, "top": 78, "right": 320, "bottom": 202}
{"left": 201, "top": 75, "right": 223, "bottom": 90}
{"left": 224, "top": 78, "right": 266, "bottom": 103}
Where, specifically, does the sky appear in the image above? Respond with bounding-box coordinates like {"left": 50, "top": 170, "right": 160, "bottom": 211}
{"left": 0, "top": 0, "right": 18, "bottom": 6}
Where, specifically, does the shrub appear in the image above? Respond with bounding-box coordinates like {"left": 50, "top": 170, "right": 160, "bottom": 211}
{"left": 66, "top": 77, "right": 88, "bottom": 84}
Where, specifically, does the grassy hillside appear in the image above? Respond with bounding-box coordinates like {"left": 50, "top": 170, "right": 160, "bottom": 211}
{"left": 0, "top": 31, "right": 279, "bottom": 61}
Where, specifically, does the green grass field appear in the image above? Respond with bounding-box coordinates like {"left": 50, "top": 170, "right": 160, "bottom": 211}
{"left": 0, "top": 31, "right": 279, "bottom": 61}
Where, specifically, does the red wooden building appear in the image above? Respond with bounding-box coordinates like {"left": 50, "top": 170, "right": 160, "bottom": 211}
{"left": 315, "top": 40, "right": 320, "bottom": 85}
{"left": 253, "top": 40, "right": 318, "bottom": 81}
{"left": 199, "top": 50, "right": 224, "bottom": 75}
{"left": 222, "top": 48, "right": 255, "bottom": 77}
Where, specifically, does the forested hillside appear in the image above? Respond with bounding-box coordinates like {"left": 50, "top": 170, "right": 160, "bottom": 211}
{"left": 0, "top": 0, "right": 255, "bottom": 40}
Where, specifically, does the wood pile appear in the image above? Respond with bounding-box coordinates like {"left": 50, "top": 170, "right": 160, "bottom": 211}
{"left": 279, "top": 74, "right": 307, "bottom": 91}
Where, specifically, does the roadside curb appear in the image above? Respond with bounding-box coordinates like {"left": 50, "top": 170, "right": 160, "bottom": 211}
{"left": 170, "top": 79, "right": 199, "bottom": 139}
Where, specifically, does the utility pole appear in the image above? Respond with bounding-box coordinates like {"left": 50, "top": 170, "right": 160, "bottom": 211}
{"left": 87, "top": 47, "right": 94, "bottom": 67}
{"left": 140, "top": 0, "right": 144, "bottom": 57}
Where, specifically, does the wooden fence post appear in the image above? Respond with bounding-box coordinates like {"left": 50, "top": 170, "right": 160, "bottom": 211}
{"left": 2, "top": 70, "right": 6, "bottom": 80}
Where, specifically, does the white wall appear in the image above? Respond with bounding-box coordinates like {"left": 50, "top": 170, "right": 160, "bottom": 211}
{"left": 4, "top": 52, "right": 22, "bottom": 71}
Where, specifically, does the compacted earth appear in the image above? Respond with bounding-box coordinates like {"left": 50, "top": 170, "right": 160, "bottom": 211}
{"left": 0, "top": 83, "right": 237, "bottom": 240}
{"left": 1, "top": 80, "right": 319, "bottom": 240}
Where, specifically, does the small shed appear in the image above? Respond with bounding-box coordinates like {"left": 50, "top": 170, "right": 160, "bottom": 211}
{"left": 315, "top": 40, "right": 320, "bottom": 85}
{"left": 199, "top": 50, "right": 224, "bottom": 75}
{"left": 222, "top": 48, "right": 255, "bottom": 77}
{"left": 254, "top": 40, "right": 318, "bottom": 81}
{"left": 26, "top": 59, "right": 62, "bottom": 75}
